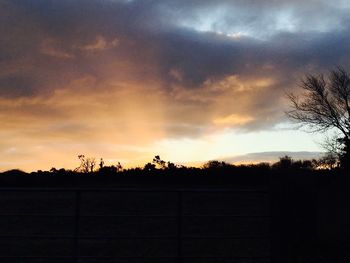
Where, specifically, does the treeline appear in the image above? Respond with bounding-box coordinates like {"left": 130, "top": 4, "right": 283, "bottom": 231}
{"left": 0, "top": 155, "right": 346, "bottom": 188}
{"left": 1, "top": 154, "right": 341, "bottom": 177}
{"left": 51, "top": 154, "right": 344, "bottom": 174}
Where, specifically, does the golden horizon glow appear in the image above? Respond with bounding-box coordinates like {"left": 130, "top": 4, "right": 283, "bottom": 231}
{"left": 1, "top": 0, "right": 343, "bottom": 171}
{"left": 0, "top": 73, "right": 324, "bottom": 172}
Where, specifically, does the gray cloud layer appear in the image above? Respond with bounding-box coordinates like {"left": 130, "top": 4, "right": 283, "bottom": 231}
{"left": 1, "top": 0, "right": 350, "bottom": 132}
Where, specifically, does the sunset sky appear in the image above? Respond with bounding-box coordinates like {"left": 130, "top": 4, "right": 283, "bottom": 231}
{"left": 1, "top": 0, "right": 349, "bottom": 171}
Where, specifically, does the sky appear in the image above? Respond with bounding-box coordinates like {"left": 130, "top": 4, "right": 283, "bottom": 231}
{"left": 1, "top": 0, "right": 350, "bottom": 171}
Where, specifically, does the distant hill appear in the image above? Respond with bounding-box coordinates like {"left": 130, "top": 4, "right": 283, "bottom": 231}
{"left": 223, "top": 151, "right": 324, "bottom": 164}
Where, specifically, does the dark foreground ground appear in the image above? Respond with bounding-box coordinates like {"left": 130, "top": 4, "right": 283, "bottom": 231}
{"left": 0, "top": 168, "right": 349, "bottom": 262}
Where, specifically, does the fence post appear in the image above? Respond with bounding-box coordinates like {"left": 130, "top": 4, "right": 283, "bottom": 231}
{"left": 74, "top": 190, "right": 81, "bottom": 263}
{"left": 177, "top": 191, "right": 183, "bottom": 263}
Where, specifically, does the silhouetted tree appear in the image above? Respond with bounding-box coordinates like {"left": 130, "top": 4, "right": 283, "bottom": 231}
{"left": 272, "top": 155, "right": 293, "bottom": 169}
{"left": 49, "top": 168, "right": 67, "bottom": 175}
{"left": 115, "top": 162, "right": 123, "bottom": 172}
{"left": 50, "top": 167, "right": 58, "bottom": 173}
{"left": 99, "top": 165, "right": 118, "bottom": 175}
{"left": 144, "top": 162, "right": 156, "bottom": 172}
{"left": 252, "top": 162, "right": 271, "bottom": 170}
{"left": 203, "top": 160, "right": 232, "bottom": 169}
{"left": 75, "top": 155, "right": 96, "bottom": 173}
{"left": 99, "top": 158, "right": 104, "bottom": 169}
{"left": 287, "top": 68, "right": 350, "bottom": 170}
{"left": 151, "top": 155, "right": 178, "bottom": 170}
{"left": 313, "top": 154, "right": 338, "bottom": 170}
{"left": 291, "top": 160, "right": 314, "bottom": 170}
{"left": 166, "top": 161, "right": 177, "bottom": 170}
{"left": 153, "top": 155, "right": 166, "bottom": 169}
{"left": 98, "top": 158, "right": 123, "bottom": 174}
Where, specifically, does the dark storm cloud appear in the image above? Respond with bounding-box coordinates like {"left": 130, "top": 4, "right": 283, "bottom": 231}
{"left": 0, "top": 75, "right": 37, "bottom": 97}
{"left": 1, "top": 0, "right": 350, "bottom": 130}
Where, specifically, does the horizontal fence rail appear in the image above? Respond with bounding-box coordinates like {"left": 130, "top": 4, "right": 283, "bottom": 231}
{"left": 0, "top": 187, "right": 272, "bottom": 262}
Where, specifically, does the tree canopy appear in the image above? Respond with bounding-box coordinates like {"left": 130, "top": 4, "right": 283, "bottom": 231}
{"left": 287, "top": 67, "right": 350, "bottom": 169}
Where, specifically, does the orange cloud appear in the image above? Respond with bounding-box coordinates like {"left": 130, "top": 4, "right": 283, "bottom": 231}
{"left": 213, "top": 114, "right": 254, "bottom": 126}
{"left": 1, "top": 0, "right": 345, "bottom": 171}
{"left": 81, "top": 36, "right": 119, "bottom": 51}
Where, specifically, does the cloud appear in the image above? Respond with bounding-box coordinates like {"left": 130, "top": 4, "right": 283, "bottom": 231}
{"left": 0, "top": 75, "right": 37, "bottom": 98}
{"left": 154, "top": 0, "right": 350, "bottom": 38}
{"left": 1, "top": 0, "right": 350, "bottom": 117}
{"left": 0, "top": 0, "right": 349, "bottom": 170}
{"left": 80, "top": 36, "right": 119, "bottom": 51}
{"left": 40, "top": 38, "right": 74, "bottom": 59}
{"left": 213, "top": 114, "right": 254, "bottom": 126}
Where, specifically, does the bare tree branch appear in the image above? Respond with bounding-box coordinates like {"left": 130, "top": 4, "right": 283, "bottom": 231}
{"left": 286, "top": 67, "right": 350, "bottom": 169}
